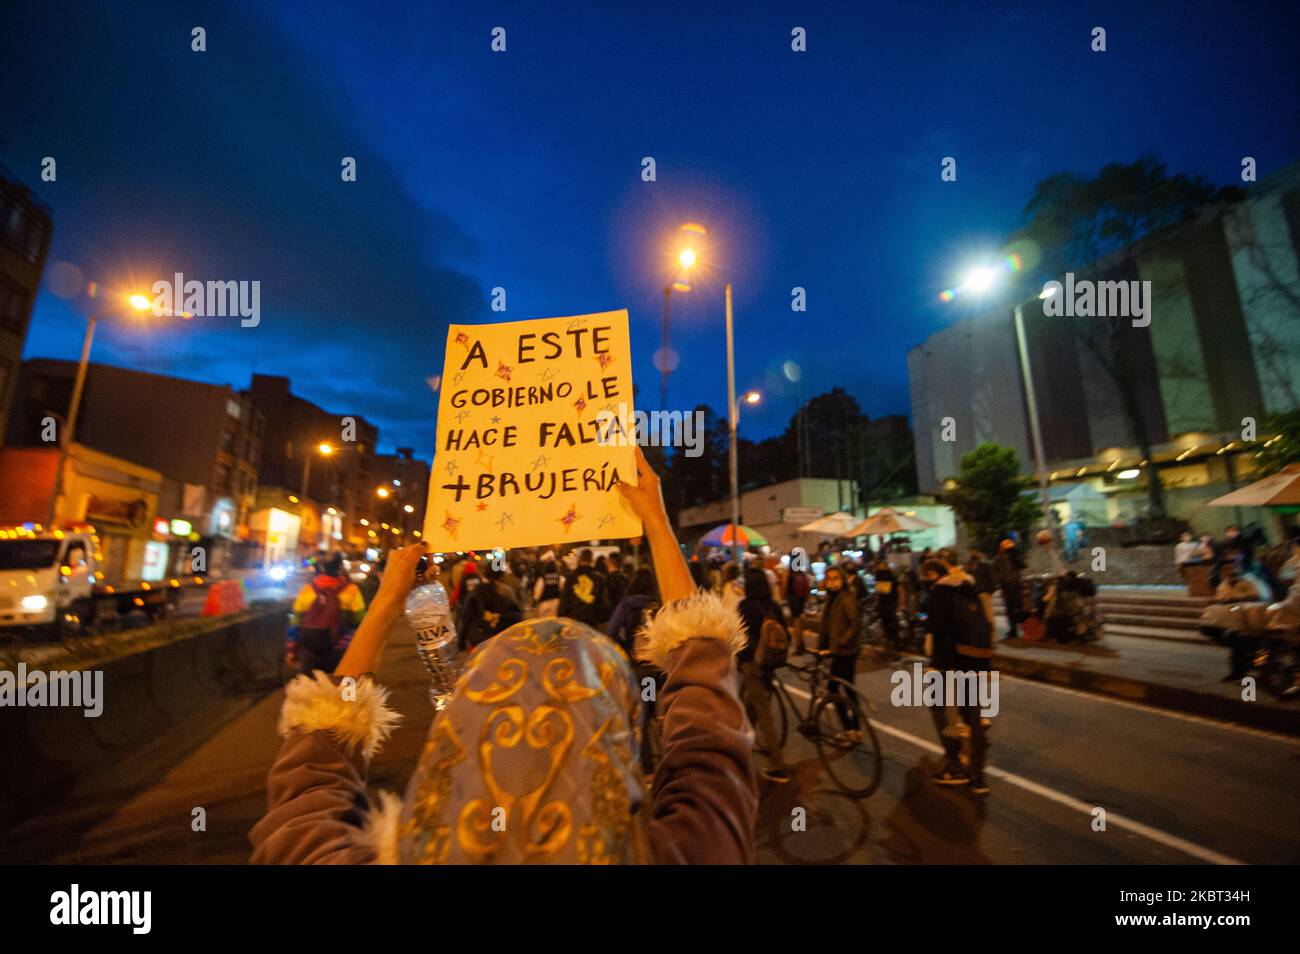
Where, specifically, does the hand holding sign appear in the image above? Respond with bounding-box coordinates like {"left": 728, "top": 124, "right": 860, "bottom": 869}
{"left": 423, "top": 310, "right": 642, "bottom": 551}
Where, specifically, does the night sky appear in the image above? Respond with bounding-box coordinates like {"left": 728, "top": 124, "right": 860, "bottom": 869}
{"left": 4, "top": 0, "right": 1298, "bottom": 455}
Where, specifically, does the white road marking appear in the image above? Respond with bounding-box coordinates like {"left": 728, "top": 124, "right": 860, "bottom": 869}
{"left": 881, "top": 651, "right": 1300, "bottom": 747}
{"left": 779, "top": 680, "right": 1246, "bottom": 866}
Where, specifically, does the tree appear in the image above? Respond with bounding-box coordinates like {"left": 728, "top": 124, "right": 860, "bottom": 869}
{"left": 1251, "top": 409, "right": 1300, "bottom": 477}
{"left": 944, "top": 443, "right": 1040, "bottom": 550}
{"left": 1018, "top": 156, "right": 1237, "bottom": 518}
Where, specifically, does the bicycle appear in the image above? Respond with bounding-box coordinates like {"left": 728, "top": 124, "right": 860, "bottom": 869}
{"left": 744, "top": 647, "right": 883, "bottom": 798}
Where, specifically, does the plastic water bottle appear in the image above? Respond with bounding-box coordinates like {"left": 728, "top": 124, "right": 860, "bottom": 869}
{"left": 405, "top": 581, "right": 461, "bottom": 710}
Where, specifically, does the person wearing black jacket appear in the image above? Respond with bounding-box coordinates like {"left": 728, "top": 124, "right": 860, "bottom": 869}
{"left": 558, "top": 548, "right": 610, "bottom": 627}
{"left": 738, "top": 567, "right": 792, "bottom": 783}
{"left": 458, "top": 565, "right": 523, "bottom": 650}
{"left": 872, "top": 558, "right": 901, "bottom": 660}
{"left": 921, "top": 557, "right": 991, "bottom": 793}
{"left": 994, "top": 539, "right": 1024, "bottom": 640}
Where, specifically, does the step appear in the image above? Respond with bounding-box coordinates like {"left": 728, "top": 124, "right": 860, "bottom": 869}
{"left": 1100, "top": 612, "right": 1202, "bottom": 631}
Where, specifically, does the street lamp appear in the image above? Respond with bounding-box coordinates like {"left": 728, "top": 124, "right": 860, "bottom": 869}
{"left": 660, "top": 223, "right": 704, "bottom": 411}
{"left": 944, "top": 260, "right": 1063, "bottom": 570}
{"left": 48, "top": 289, "right": 184, "bottom": 524}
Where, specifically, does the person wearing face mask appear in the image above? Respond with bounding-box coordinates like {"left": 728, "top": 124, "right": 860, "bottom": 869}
{"left": 249, "top": 446, "right": 758, "bottom": 865}
{"left": 817, "top": 565, "right": 863, "bottom": 740}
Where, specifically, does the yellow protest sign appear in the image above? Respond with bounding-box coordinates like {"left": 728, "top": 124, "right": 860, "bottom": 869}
{"left": 422, "top": 310, "right": 642, "bottom": 551}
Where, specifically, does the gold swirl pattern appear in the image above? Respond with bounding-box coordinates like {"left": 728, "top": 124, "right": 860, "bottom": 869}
{"left": 397, "top": 617, "right": 646, "bottom": 864}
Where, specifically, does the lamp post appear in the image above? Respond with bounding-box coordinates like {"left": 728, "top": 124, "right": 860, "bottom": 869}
{"left": 944, "top": 263, "right": 1063, "bottom": 570}
{"left": 661, "top": 241, "right": 697, "bottom": 410}
{"left": 48, "top": 291, "right": 183, "bottom": 525}
{"left": 726, "top": 382, "right": 762, "bottom": 567}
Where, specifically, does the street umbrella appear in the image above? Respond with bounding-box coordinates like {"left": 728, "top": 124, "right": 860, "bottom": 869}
{"left": 1207, "top": 463, "right": 1300, "bottom": 507}
{"left": 846, "top": 507, "right": 936, "bottom": 537}
{"left": 798, "top": 511, "right": 860, "bottom": 535}
{"left": 699, "top": 523, "right": 768, "bottom": 548}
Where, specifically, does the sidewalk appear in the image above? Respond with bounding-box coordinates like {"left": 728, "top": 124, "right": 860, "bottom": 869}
{"left": 0, "top": 616, "right": 436, "bottom": 864}
{"left": 981, "top": 616, "right": 1300, "bottom": 736}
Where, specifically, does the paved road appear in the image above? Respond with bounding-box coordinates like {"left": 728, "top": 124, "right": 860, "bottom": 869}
{"left": 5, "top": 623, "right": 1297, "bottom": 864}
{"left": 756, "top": 656, "right": 1300, "bottom": 864}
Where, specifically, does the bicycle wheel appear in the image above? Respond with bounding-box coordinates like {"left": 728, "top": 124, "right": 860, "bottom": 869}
{"left": 812, "top": 682, "right": 882, "bottom": 798}
{"left": 744, "top": 676, "right": 790, "bottom": 752}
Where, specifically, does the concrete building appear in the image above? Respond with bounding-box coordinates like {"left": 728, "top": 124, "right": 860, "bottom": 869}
{"left": 0, "top": 443, "right": 161, "bottom": 581}
{"left": 246, "top": 374, "right": 380, "bottom": 555}
{"left": 9, "top": 359, "right": 264, "bottom": 571}
{"left": 369, "top": 447, "right": 430, "bottom": 549}
{"left": 0, "top": 166, "right": 53, "bottom": 443}
{"left": 909, "top": 161, "right": 1300, "bottom": 538}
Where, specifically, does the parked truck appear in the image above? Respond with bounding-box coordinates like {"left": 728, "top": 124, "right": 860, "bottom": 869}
{"left": 0, "top": 525, "right": 205, "bottom": 638}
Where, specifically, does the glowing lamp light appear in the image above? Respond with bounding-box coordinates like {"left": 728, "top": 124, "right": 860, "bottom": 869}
{"left": 1116, "top": 468, "right": 1141, "bottom": 480}
{"left": 743, "top": 390, "right": 762, "bottom": 405}
{"left": 128, "top": 293, "right": 152, "bottom": 311}
{"left": 376, "top": 487, "right": 390, "bottom": 498}
{"left": 962, "top": 265, "right": 1000, "bottom": 294}
{"left": 678, "top": 247, "right": 697, "bottom": 269}
{"left": 318, "top": 443, "right": 334, "bottom": 455}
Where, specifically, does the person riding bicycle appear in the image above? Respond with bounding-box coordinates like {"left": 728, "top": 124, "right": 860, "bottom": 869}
{"left": 738, "top": 567, "right": 794, "bottom": 784}
{"left": 817, "top": 565, "right": 862, "bottom": 741}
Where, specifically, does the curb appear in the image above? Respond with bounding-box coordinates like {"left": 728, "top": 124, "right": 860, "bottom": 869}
{"left": 990, "top": 650, "right": 1300, "bottom": 737}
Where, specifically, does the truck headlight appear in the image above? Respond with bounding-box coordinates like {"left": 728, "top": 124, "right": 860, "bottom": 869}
{"left": 21, "top": 594, "right": 49, "bottom": 612}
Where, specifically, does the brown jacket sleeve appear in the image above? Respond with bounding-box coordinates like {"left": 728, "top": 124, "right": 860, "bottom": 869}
{"left": 248, "top": 672, "right": 401, "bottom": 865}
{"left": 635, "top": 592, "right": 758, "bottom": 864}
{"left": 249, "top": 731, "right": 376, "bottom": 864}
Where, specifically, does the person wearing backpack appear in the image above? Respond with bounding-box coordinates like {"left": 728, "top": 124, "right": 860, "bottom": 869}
{"left": 458, "top": 565, "right": 524, "bottom": 650}
{"left": 531, "top": 559, "right": 565, "bottom": 617}
{"left": 285, "top": 552, "right": 366, "bottom": 675}
{"left": 920, "top": 556, "right": 992, "bottom": 794}
{"left": 738, "top": 567, "right": 793, "bottom": 783}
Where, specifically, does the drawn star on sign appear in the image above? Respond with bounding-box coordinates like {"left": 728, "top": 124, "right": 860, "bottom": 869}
{"left": 566, "top": 316, "right": 589, "bottom": 331}
{"left": 455, "top": 331, "right": 470, "bottom": 349}
{"left": 531, "top": 454, "right": 549, "bottom": 471}
{"left": 476, "top": 502, "right": 488, "bottom": 512}
{"left": 495, "top": 512, "right": 514, "bottom": 530}
{"left": 475, "top": 449, "right": 494, "bottom": 472}
{"left": 452, "top": 370, "right": 467, "bottom": 386}
{"left": 596, "top": 513, "right": 616, "bottom": 529}
{"left": 455, "top": 409, "right": 471, "bottom": 424}
{"left": 574, "top": 396, "right": 587, "bottom": 414}
{"left": 496, "top": 361, "right": 513, "bottom": 382}
{"left": 596, "top": 351, "right": 614, "bottom": 371}
{"left": 489, "top": 415, "right": 502, "bottom": 424}
{"left": 540, "top": 367, "right": 558, "bottom": 383}
{"left": 444, "top": 459, "right": 459, "bottom": 476}
{"left": 557, "top": 502, "right": 582, "bottom": 532}
{"left": 441, "top": 511, "right": 460, "bottom": 539}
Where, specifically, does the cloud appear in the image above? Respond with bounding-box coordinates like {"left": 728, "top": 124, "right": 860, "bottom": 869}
{"left": 2, "top": 0, "right": 484, "bottom": 452}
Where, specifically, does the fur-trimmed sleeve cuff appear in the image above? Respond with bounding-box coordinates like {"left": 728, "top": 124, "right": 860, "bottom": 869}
{"left": 277, "top": 671, "right": 402, "bottom": 761}
{"left": 635, "top": 591, "right": 747, "bottom": 670}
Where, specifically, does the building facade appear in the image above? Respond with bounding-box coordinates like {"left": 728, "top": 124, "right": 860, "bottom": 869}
{"left": 0, "top": 166, "right": 53, "bottom": 443}
{"left": 909, "top": 162, "right": 1300, "bottom": 537}
{"left": 9, "top": 359, "right": 264, "bottom": 571}
{"left": 246, "top": 373, "right": 380, "bottom": 555}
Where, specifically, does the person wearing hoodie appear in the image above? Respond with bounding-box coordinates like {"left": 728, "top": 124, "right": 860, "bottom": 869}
{"left": 284, "top": 552, "right": 366, "bottom": 675}
{"left": 921, "top": 556, "right": 992, "bottom": 793}
{"left": 250, "top": 445, "right": 757, "bottom": 864}
{"left": 558, "top": 548, "right": 611, "bottom": 627}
